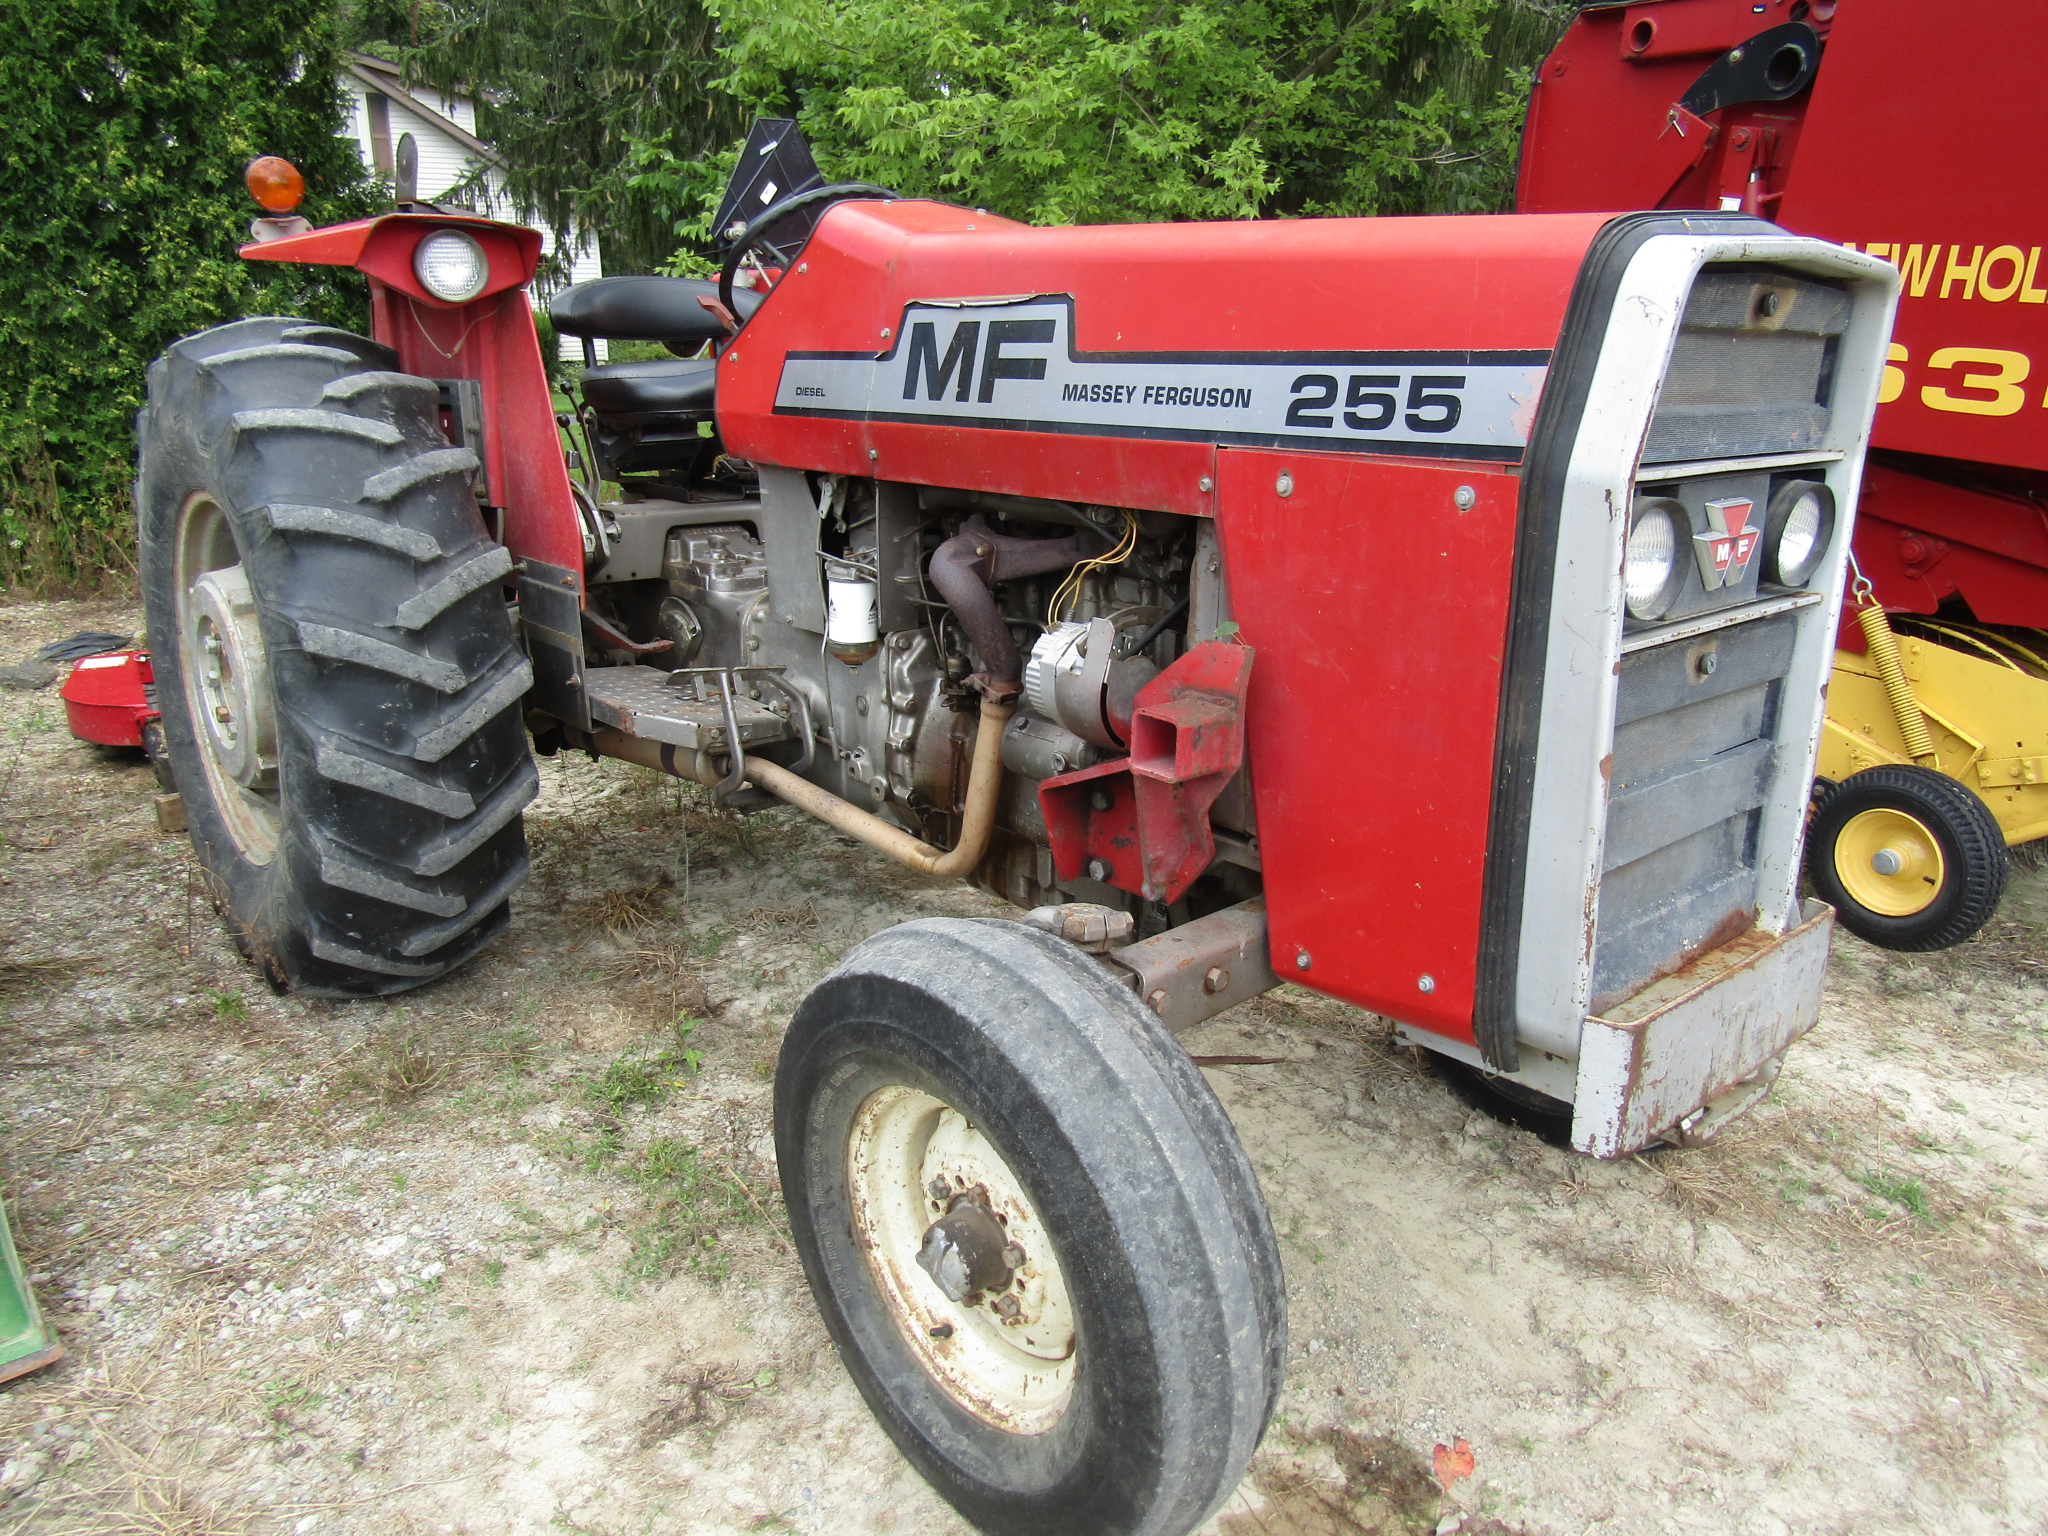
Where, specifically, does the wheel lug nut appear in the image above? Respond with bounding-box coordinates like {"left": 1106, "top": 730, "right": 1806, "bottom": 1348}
{"left": 214, "top": 705, "right": 233, "bottom": 723}
{"left": 1001, "top": 1243, "right": 1026, "bottom": 1269}
{"left": 992, "top": 1293, "right": 1022, "bottom": 1321}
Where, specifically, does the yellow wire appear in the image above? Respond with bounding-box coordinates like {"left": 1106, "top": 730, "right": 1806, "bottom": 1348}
{"left": 1049, "top": 510, "right": 1138, "bottom": 625}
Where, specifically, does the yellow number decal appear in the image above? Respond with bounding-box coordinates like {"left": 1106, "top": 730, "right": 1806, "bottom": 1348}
{"left": 1920, "top": 347, "right": 2030, "bottom": 416}
{"left": 1878, "top": 342, "right": 1907, "bottom": 405}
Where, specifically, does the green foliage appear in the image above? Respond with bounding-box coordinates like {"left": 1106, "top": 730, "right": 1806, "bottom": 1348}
{"left": 393, "top": 0, "right": 1564, "bottom": 275}
{"left": 0, "top": 0, "right": 378, "bottom": 593}
{"left": 1859, "top": 1168, "right": 1934, "bottom": 1223}
{"left": 401, "top": 0, "right": 746, "bottom": 276}
{"left": 659, "top": 0, "right": 1570, "bottom": 249}
{"left": 623, "top": 1135, "right": 765, "bottom": 1281}
{"left": 585, "top": 1017, "right": 704, "bottom": 1112}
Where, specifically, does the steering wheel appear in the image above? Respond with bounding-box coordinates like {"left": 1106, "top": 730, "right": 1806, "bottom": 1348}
{"left": 718, "top": 182, "right": 900, "bottom": 331}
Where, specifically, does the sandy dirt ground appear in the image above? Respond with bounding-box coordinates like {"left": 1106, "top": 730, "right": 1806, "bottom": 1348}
{"left": 0, "top": 599, "right": 2040, "bottom": 1536}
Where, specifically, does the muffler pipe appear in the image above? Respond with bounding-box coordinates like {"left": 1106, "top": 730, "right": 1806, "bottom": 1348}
{"left": 556, "top": 700, "right": 1016, "bottom": 881}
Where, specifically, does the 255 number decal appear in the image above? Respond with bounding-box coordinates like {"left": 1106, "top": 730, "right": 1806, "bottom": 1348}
{"left": 1285, "top": 373, "right": 1466, "bottom": 434}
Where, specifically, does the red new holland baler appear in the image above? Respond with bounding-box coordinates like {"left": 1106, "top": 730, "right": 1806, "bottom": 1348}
{"left": 1520, "top": 0, "right": 2048, "bottom": 953}
{"left": 131, "top": 129, "right": 1896, "bottom": 1532}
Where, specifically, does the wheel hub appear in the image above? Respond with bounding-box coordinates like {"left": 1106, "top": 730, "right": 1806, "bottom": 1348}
{"left": 848, "top": 1086, "right": 1077, "bottom": 1433}
{"left": 915, "top": 1193, "right": 1018, "bottom": 1303}
{"left": 1835, "top": 806, "right": 1943, "bottom": 917}
{"left": 186, "top": 565, "right": 278, "bottom": 790}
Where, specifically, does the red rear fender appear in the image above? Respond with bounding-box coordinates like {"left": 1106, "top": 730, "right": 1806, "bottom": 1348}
{"left": 238, "top": 213, "right": 583, "bottom": 583}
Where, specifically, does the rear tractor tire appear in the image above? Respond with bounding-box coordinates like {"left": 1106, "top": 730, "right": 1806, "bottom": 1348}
{"left": 776, "top": 918, "right": 1285, "bottom": 1536}
{"left": 1806, "top": 765, "right": 2009, "bottom": 952}
{"left": 137, "top": 318, "right": 536, "bottom": 995}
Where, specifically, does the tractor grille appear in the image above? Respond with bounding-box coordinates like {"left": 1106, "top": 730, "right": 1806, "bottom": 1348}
{"left": 1590, "top": 610, "right": 1795, "bottom": 1011}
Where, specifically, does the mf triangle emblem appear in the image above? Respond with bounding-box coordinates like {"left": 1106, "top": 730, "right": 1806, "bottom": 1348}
{"left": 1692, "top": 497, "right": 1761, "bottom": 590}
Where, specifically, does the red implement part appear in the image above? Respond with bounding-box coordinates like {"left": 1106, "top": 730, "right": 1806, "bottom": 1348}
{"left": 1040, "top": 642, "right": 1254, "bottom": 905}
{"left": 1846, "top": 461, "right": 2048, "bottom": 630}
{"left": 61, "top": 651, "right": 155, "bottom": 748}
{"left": 1518, "top": 0, "right": 2048, "bottom": 628}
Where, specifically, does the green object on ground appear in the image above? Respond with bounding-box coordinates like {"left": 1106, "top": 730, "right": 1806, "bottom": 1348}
{"left": 0, "top": 1199, "right": 60, "bottom": 1383}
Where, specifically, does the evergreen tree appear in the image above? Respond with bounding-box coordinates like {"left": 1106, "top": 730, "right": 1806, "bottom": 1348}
{"left": 0, "top": 0, "right": 375, "bottom": 589}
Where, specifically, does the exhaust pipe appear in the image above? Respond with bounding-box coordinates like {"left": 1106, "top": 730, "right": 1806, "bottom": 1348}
{"left": 556, "top": 699, "right": 1015, "bottom": 881}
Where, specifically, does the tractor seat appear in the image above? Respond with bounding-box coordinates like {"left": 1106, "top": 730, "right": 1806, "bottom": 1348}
{"left": 579, "top": 358, "right": 719, "bottom": 425}
{"left": 549, "top": 275, "right": 762, "bottom": 347}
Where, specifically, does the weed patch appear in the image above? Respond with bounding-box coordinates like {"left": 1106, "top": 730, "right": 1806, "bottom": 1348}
{"left": 1859, "top": 1168, "right": 1934, "bottom": 1223}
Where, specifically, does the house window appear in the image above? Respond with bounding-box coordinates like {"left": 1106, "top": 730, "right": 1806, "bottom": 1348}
{"left": 365, "top": 91, "right": 393, "bottom": 177}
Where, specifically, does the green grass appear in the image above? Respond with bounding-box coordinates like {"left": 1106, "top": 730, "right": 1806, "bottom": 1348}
{"left": 585, "top": 1017, "right": 704, "bottom": 1114}
{"left": 1859, "top": 1168, "right": 1934, "bottom": 1223}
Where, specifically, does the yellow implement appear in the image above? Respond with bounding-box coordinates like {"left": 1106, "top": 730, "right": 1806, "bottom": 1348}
{"left": 1813, "top": 603, "right": 2047, "bottom": 948}
{"left": 1822, "top": 622, "right": 2048, "bottom": 847}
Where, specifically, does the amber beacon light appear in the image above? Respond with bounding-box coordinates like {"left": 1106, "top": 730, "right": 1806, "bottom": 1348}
{"left": 244, "top": 156, "right": 305, "bottom": 214}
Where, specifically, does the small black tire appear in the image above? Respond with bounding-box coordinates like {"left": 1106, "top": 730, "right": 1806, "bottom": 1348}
{"left": 137, "top": 318, "right": 536, "bottom": 995}
{"left": 776, "top": 918, "right": 1284, "bottom": 1536}
{"left": 1806, "top": 765, "right": 2008, "bottom": 951}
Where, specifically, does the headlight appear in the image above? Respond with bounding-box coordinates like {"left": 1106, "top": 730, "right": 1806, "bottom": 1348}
{"left": 1763, "top": 480, "right": 1834, "bottom": 588}
{"left": 413, "top": 230, "right": 490, "bottom": 302}
{"left": 1624, "top": 498, "right": 1687, "bottom": 622}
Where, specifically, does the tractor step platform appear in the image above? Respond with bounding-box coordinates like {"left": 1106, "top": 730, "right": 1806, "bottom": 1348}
{"left": 583, "top": 665, "right": 795, "bottom": 752}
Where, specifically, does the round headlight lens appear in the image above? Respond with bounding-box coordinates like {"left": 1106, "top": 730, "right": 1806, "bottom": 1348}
{"left": 1624, "top": 499, "right": 1685, "bottom": 621}
{"left": 1764, "top": 480, "right": 1835, "bottom": 587}
{"left": 413, "top": 230, "right": 490, "bottom": 302}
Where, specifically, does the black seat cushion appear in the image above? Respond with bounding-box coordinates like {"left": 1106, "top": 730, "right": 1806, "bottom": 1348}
{"left": 548, "top": 275, "right": 762, "bottom": 345}
{"left": 580, "top": 358, "right": 719, "bottom": 424}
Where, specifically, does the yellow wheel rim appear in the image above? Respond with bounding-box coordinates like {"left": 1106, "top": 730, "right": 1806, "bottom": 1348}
{"left": 1834, "top": 807, "right": 1945, "bottom": 917}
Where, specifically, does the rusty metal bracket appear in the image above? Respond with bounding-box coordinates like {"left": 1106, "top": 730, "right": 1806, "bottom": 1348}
{"left": 1039, "top": 641, "right": 1253, "bottom": 904}
{"left": 1105, "top": 898, "right": 1278, "bottom": 1033}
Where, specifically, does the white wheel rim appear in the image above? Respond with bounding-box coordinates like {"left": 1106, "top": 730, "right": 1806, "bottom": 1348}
{"left": 174, "top": 494, "right": 281, "bottom": 863}
{"left": 847, "top": 1085, "right": 1077, "bottom": 1434}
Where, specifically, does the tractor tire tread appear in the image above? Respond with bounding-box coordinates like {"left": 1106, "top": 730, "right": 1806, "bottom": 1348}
{"left": 393, "top": 546, "right": 515, "bottom": 630}
{"left": 261, "top": 502, "right": 443, "bottom": 560}
{"left": 138, "top": 316, "right": 533, "bottom": 996}
{"left": 362, "top": 448, "right": 480, "bottom": 504}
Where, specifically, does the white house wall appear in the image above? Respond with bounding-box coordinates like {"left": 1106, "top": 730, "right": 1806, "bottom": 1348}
{"left": 338, "top": 74, "right": 603, "bottom": 360}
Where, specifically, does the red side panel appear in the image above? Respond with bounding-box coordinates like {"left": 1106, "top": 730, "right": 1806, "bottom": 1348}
{"left": 1771, "top": 0, "right": 2048, "bottom": 475}
{"left": 1213, "top": 451, "right": 1521, "bottom": 1041}
{"left": 717, "top": 201, "right": 1606, "bottom": 516}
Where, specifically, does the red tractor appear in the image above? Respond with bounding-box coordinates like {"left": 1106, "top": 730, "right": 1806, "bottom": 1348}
{"left": 135, "top": 125, "right": 1895, "bottom": 1533}
{"left": 1519, "top": 0, "right": 2048, "bottom": 950}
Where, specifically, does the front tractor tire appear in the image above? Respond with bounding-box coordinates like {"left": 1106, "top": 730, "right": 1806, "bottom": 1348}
{"left": 1806, "top": 765, "right": 2009, "bottom": 952}
{"left": 777, "top": 919, "right": 1285, "bottom": 1536}
{"left": 138, "top": 318, "right": 536, "bottom": 996}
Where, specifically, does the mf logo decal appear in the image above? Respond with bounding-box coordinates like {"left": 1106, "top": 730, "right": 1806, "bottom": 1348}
{"left": 774, "top": 297, "right": 1550, "bottom": 462}
{"left": 1693, "top": 497, "right": 1762, "bottom": 589}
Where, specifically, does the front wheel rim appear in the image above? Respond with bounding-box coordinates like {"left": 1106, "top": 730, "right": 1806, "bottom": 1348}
{"left": 846, "top": 1084, "right": 1077, "bottom": 1434}
{"left": 1835, "top": 806, "right": 1944, "bottom": 916}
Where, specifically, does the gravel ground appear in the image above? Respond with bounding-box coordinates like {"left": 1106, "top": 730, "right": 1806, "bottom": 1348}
{"left": 0, "top": 598, "right": 2041, "bottom": 1536}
